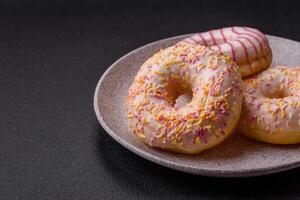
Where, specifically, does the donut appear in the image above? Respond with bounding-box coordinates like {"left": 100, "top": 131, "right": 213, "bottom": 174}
{"left": 182, "top": 26, "right": 273, "bottom": 78}
{"left": 125, "top": 42, "right": 243, "bottom": 154}
{"left": 237, "top": 66, "right": 300, "bottom": 144}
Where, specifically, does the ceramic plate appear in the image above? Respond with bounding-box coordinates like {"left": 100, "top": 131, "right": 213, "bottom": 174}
{"left": 94, "top": 34, "right": 300, "bottom": 177}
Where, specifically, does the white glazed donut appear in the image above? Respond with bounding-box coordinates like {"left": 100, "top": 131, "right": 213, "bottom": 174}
{"left": 237, "top": 66, "right": 300, "bottom": 144}
{"left": 182, "top": 26, "right": 273, "bottom": 78}
{"left": 126, "top": 42, "right": 242, "bottom": 154}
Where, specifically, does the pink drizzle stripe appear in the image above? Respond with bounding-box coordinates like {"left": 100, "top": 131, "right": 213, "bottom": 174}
{"left": 238, "top": 33, "right": 263, "bottom": 53}
{"left": 230, "top": 27, "right": 238, "bottom": 35}
{"left": 227, "top": 42, "right": 236, "bottom": 61}
{"left": 183, "top": 38, "right": 195, "bottom": 44}
{"left": 231, "top": 26, "right": 264, "bottom": 52}
{"left": 235, "top": 39, "right": 250, "bottom": 65}
{"left": 220, "top": 28, "right": 226, "bottom": 42}
{"left": 195, "top": 34, "right": 206, "bottom": 45}
{"left": 239, "top": 36, "right": 259, "bottom": 56}
{"left": 243, "top": 27, "right": 267, "bottom": 46}
{"left": 209, "top": 31, "right": 217, "bottom": 45}
{"left": 188, "top": 37, "right": 199, "bottom": 44}
{"left": 198, "top": 33, "right": 208, "bottom": 46}
{"left": 231, "top": 27, "right": 263, "bottom": 68}
{"left": 239, "top": 36, "right": 262, "bottom": 68}
{"left": 215, "top": 45, "right": 222, "bottom": 52}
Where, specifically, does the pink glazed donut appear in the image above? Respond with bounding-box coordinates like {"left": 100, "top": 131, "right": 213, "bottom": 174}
{"left": 182, "top": 26, "right": 273, "bottom": 78}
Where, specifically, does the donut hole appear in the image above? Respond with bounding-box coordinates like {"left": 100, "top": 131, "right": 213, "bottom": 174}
{"left": 262, "top": 87, "right": 290, "bottom": 99}
{"left": 265, "top": 91, "right": 286, "bottom": 99}
{"left": 174, "top": 90, "right": 193, "bottom": 109}
{"left": 166, "top": 78, "right": 193, "bottom": 108}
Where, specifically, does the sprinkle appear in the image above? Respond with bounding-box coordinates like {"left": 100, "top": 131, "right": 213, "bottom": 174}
{"left": 195, "top": 137, "right": 201, "bottom": 144}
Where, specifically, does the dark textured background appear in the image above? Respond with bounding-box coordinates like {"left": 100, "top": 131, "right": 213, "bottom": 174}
{"left": 1, "top": 0, "right": 300, "bottom": 199}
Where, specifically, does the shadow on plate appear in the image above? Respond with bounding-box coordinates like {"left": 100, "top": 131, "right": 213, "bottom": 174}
{"left": 96, "top": 124, "right": 300, "bottom": 199}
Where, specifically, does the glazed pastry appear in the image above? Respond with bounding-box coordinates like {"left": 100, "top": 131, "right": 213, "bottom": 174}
{"left": 237, "top": 66, "right": 300, "bottom": 144}
{"left": 125, "top": 42, "right": 242, "bottom": 154}
{"left": 182, "top": 26, "right": 272, "bottom": 78}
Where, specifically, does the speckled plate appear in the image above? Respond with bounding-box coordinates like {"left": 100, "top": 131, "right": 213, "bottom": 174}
{"left": 94, "top": 34, "right": 300, "bottom": 177}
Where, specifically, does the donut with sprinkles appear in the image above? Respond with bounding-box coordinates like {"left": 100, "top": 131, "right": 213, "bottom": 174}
{"left": 125, "top": 42, "right": 242, "bottom": 154}
{"left": 182, "top": 26, "right": 273, "bottom": 78}
{"left": 237, "top": 66, "right": 300, "bottom": 144}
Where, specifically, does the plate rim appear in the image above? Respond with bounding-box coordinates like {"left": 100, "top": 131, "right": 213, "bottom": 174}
{"left": 94, "top": 34, "right": 300, "bottom": 177}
